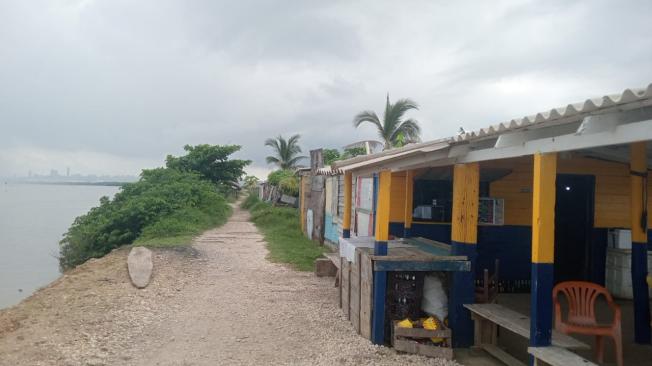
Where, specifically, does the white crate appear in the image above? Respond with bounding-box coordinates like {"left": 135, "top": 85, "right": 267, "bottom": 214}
{"left": 605, "top": 248, "right": 652, "bottom": 299}
{"left": 608, "top": 229, "right": 632, "bottom": 249}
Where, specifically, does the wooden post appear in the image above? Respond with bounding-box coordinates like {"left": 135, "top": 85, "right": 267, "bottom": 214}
{"left": 343, "top": 172, "right": 353, "bottom": 238}
{"left": 404, "top": 170, "right": 414, "bottom": 238}
{"left": 372, "top": 170, "right": 392, "bottom": 345}
{"left": 630, "top": 142, "right": 651, "bottom": 344}
{"left": 300, "top": 175, "right": 307, "bottom": 234}
{"left": 449, "top": 163, "right": 479, "bottom": 347}
{"left": 530, "top": 152, "right": 557, "bottom": 349}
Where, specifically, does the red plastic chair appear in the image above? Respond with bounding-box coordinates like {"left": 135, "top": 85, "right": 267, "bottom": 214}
{"left": 553, "top": 281, "right": 623, "bottom": 366}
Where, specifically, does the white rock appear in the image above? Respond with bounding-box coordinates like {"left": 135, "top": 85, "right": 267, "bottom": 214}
{"left": 127, "top": 247, "right": 153, "bottom": 289}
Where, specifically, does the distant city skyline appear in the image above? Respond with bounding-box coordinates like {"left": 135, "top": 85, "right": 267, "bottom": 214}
{"left": 4, "top": 168, "right": 138, "bottom": 183}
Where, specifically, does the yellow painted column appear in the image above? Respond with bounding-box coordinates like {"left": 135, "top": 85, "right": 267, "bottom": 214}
{"left": 403, "top": 170, "right": 414, "bottom": 237}
{"left": 449, "top": 162, "right": 479, "bottom": 347}
{"left": 342, "top": 172, "right": 353, "bottom": 238}
{"left": 452, "top": 163, "right": 480, "bottom": 244}
{"left": 375, "top": 170, "right": 392, "bottom": 245}
{"left": 530, "top": 152, "right": 557, "bottom": 347}
{"left": 630, "top": 141, "right": 650, "bottom": 343}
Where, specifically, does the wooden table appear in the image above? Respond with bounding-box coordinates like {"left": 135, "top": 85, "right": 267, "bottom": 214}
{"left": 464, "top": 303, "right": 589, "bottom": 366}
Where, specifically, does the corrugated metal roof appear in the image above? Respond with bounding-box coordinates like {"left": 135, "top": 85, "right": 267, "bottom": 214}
{"left": 329, "top": 83, "right": 652, "bottom": 173}
{"left": 453, "top": 83, "right": 652, "bottom": 142}
{"left": 332, "top": 139, "right": 449, "bottom": 170}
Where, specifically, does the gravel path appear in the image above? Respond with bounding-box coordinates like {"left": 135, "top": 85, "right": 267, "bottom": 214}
{"left": 0, "top": 202, "right": 461, "bottom": 366}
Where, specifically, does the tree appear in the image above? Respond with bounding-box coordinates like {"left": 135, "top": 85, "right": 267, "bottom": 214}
{"left": 342, "top": 147, "right": 366, "bottom": 159}
{"left": 243, "top": 175, "right": 259, "bottom": 190}
{"left": 323, "top": 148, "right": 341, "bottom": 165}
{"left": 265, "top": 134, "right": 306, "bottom": 169}
{"left": 165, "top": 144, "right": 251, "bottom": 188}
{"left": 353, "top": 94, "right": 421, "bottom": 150}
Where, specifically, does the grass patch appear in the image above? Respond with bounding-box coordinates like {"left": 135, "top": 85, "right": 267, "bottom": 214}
{"left": 243, "top": 195, "right": 328, "bottom": 271}
{"left": 133, "top": 206, "right": 231, "bottom": 248}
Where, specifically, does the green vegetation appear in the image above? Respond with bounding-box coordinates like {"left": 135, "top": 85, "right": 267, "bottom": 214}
{"left": 342, "top": 146, "right": 367, "bottom": 159}
{"left": 242, "top": 195, "right": 328, "bottom": 271}
{"left": 265, "top": 134, "right": 306, "bottom": 169}
{"left": 59, "top": 145, "right": 250, "bottom": 270}
{"left": 323, "top": 148, "right": 341, "bottom": 165}
{"left": 166, "top": 144, "right": 251, "bottom": 192}
{"left": 267, "top": 169, "right": 300, "bottom": 196}
{"left": 353, "top": 94, "right": 421, "bottom": 149}
{"left": 242, "top": 175, "right": 259, "bottom": 190}
{"left": 323, "top": 146, "right": 368, "bottom": 165}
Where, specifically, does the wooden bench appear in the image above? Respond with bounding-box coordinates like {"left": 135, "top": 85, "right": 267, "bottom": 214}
{"left": 529, "top": 346, "right": 597, "bottom": 366}
{"left": 464, "top": 303, "right": 589, "bottom": 366}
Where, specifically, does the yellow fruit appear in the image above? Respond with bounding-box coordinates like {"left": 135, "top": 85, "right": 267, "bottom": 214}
{"left": 423, "top": 317, "right": 444, "bottom": 344}
{"left": 397, "top": 318, "right": 413, "bottom": 328}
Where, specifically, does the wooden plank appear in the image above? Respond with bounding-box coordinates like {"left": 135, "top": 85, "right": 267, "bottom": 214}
{"left": 480, "top": 344, "right": 526, "bottom": 366}
{"left": 528, "top": 346, "right": 597, "bottom": 366}
{"left": 393, "top": 339, "right": 453, "bottom": 359}
{"left": 374, "top": 260, "right": 470, "bottom": 272}
{"left": 471, "top": 314, "right": 497, "bottom": 346}
{"left": 337, "top": 256, "right": 342, "bottom": 308}
{"left": 349, "top": 250, "right": 361, "bottom": 334}
{"left": 360, "top": 250, "right": 373, "bottom": 340}
{"left": 394, "top": 327, "right": 451, "bottom": 339}
{"left": 369, "top": 254, "right": 468, "bottom": 262}
{"left": 464, "top": 304, "right": 589, "bottom": 350}
{"left": 341, "top": 259, "right": 350, "bottom": 319}
{"left": 405, "top": 237, "right": 454, "bottom": 256}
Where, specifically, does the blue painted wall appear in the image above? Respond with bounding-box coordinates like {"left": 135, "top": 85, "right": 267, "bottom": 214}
{"left": 389, "top": 222, "right": 652, "bottom": 291}
{"left": 324, "top": 213, "right": 340, "bottom": 245}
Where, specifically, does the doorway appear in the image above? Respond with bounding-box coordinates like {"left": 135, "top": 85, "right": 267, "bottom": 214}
{"left": 554, "top": 174, "right": 595, "bottom": 283}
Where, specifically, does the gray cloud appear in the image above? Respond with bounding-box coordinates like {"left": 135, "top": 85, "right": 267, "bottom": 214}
{"left": 0, "top": 0, "right": 651, "bottom": 178}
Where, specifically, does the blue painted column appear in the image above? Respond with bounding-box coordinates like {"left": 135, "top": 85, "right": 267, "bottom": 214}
{"left": 630, "top": 142, "right": 651, "bottom": 344}
{"left": 342, "top": 172, "right": 352, "bottom": 238}
{"left": 530, "top": 263, "right": 554, "bottom": 346}
{"left": 371, "top": 171, "right": 391, "bottom": 345}
{"left": 372, "top": 173, "right": 379, "bottom": 235}
{"left": 449, "top": 241, "right": 477, "bottom": 347}
{"left": 403, "top": 170, "right": 414, "bottom": 238}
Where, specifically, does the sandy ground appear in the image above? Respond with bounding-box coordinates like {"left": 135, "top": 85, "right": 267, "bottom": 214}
{"left": 0, "top": 203, "right": 461, "bottom": 366}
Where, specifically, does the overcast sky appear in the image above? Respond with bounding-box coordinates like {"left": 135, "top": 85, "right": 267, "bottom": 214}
{"left": 1, "top": 0, "right": 651, "bottom": 179}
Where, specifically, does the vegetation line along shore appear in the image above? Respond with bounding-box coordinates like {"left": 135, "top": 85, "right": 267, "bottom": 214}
{"left": 241, "top": 194, "right": 329, "bottom": 271}
{"left": 59, "top": 144, "right": 250, "bottom": 270}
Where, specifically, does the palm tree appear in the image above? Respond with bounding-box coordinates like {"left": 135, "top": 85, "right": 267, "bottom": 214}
{"left": 265, "top": 134, "right": 306, "bottom": 169}
{"left": 353, "top": 94, "right": 421, "bottom": 150}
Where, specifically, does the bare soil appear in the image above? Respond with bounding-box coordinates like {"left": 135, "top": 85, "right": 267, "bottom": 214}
{"left": 0, "top": 203, "right": 460, "bottom": 366}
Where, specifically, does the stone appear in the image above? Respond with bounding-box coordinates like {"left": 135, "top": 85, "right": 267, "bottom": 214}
{"left": 127, "top": 247, "right": 153, "bottom": 289}
{"left": 314, "top": 258, "right": 337, "bottom": 277}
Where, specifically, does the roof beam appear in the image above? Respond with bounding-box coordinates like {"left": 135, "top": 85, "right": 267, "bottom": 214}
{"left": 458, "top": 119, "right": 652, "bottom": 164}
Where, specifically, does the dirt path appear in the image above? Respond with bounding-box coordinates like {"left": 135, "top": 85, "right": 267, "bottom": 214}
{"left": 0, "top": 202, "right": 460, "bottom": 366}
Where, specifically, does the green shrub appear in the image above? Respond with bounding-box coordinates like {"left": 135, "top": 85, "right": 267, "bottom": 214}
{"left": 59, "top": 168, "right": 231, "bottom": 270}
{"left": 267, "top": 169, "right": 294, "bottom": 186}
{"left": 267, "top": 169, "right": 299, "bottom": 196}
{"left": 241, "top": 193, "right": 261, "bottom": 209}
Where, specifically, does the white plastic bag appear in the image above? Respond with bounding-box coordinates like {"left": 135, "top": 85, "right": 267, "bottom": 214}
{"left": 421, "top": 274, "right": 448, "bottom": 320}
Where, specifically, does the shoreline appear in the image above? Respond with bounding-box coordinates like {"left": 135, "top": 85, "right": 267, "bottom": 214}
{"left": 3, "top": 181, "right": 128, "bottom": 187}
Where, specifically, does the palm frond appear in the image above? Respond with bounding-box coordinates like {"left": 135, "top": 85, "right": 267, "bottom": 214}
{"left": 390, "top": 118, "right": 421, "bottom": 144}
{"left": 353, "top": 110, "right": 382, "bottom": 128}
{"left": 266, "top": 156, "right": 281, "bottom": 165}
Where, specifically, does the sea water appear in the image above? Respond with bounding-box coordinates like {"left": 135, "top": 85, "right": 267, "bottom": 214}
{"left": 0, "top": 183, "right": 119, "bottom": 309}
